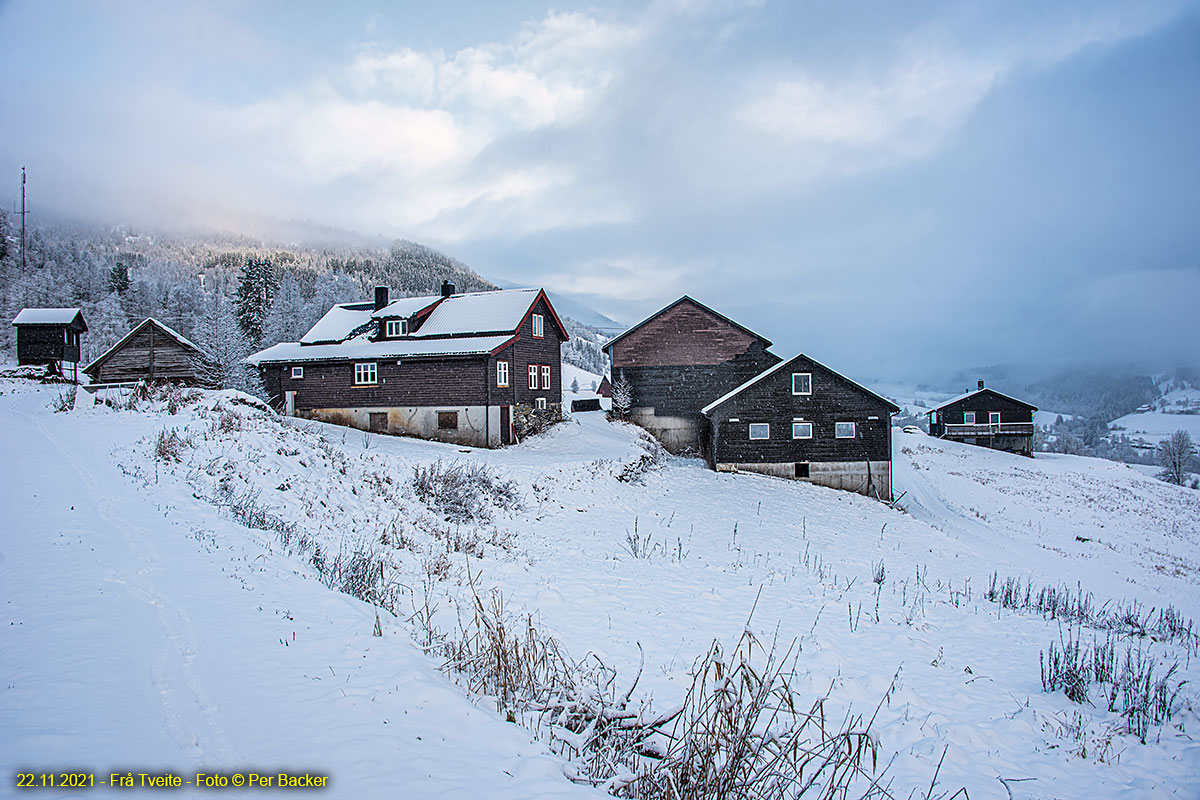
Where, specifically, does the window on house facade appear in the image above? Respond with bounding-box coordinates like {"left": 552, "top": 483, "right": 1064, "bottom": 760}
{"left": 835, "top": 421, "right": 856, "bottom": 438}
{"left": 535, "top": 397, "right": 548, "bottom": 410}
{"left": 291, "top": 366, "right": 304, "bottom": 379}
{"left": 989, "top": 412, "right": 1001, "bottom": 425}
{"left": 496, "top": 361, "right": 509, "bottom": 387}
{"left": 792, "top": 373, "right": 812, "bottom": 395}
{"left": 438, "top": 411, "right": 458, "bottom": 430}
{"left": 385, "top": 319, "right": 407, "bottom": 338}
{"left": 792, "top": 422, "right": 813, "bottom": 439}
{"left": 532, "top": 314, "right": 544, "bottom": 338}
{"left": 541, "top": 365, "right": 551, "bottom": 390}
{"left": 528, "top": 364, "right": 539, "bottom": 389}
{"left": 963, "top": 411, "right": 976, "bottom": 425}
{"left": 354, "top": 362, "right": 377, "bottom": 385}
{"left": 749, "top": 423, "right": 770, "bottom": 440}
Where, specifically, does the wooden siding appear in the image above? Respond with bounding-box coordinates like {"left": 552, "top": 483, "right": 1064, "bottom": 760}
{"left": 610, "top": 299, "right": 769, "bottom": 368}
{"left": 88, "top": 321, "right": 206, "bottom": 384}
{"left": 617, "top": 350, "right": 779, "bottom": 419}
{"left": 708, "top": 355, "right": 894, "bottom": 466}
{"left": 263, "top": 356, "right": 491, "bottom": 412}
{"left": 16, "top": 325, "right": 79, "bottom": 365}
{"left": 932, "top": 390, "right": 1035, "bottom": 426}
{"left": 487, "top": 296, "right": 565, "bottom": 407}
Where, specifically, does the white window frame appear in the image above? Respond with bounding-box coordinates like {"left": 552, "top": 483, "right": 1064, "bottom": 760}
{"left": 535, "top": 397, "right": 548, "bottom": 410}
{"left": 532, "top": 313, "right": 544, "bottom": 338}
{"left": 384, "top": 319, "right": 407, "bottom": 338}
{"left": 354, "top": 362, "right": 377, "bottom": 385}
{"left": 496, "top": 361, "right": 509, "bottom": 387}
{"left": 528, "top": 364, "right": 539, "bottom": 389}
{"left": 835, "top": 421, "right": 856, "bottom": 439}
{"left": 792, "top": 372, "right": 812, "bottom": 396}
{"left": 749, "top": 423, "right": 770, "bottom": 440}
{"left": 291, "top": 366, "right": 304, "bottom": 379}
{"left": 989, "top": 411, "right": 1001, "bottom": 425}
{"left": 541, "top": 365, "right": 551, "bottom": 390}
{"left": 963, "top": 411, "right": 976, "bottom": 425}
{"left": 792, "top": 421, "right": 813, "bottom": 439}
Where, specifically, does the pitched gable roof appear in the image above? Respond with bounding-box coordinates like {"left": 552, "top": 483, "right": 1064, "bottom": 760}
{"left": 12, "top": 307, "right": 87, "bottom": 330}
{"left": 415, "top": 288, "right": 567, "bottom": 338}
{"left": 930, "top": 387, "right": 1038, "bottom": 413}
{"left": 602, "top": 296, "right": 772, "bottom": 353}
{"left": 701, "top": 353, "right": 900, "bottom": 415}
{"left": 83, "top": 317, "right": 205, "bottom": 376}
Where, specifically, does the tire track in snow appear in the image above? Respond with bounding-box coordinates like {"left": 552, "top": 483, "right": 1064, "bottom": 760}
{"left": 24, "top": 406, "right": 242, "bottom": 766}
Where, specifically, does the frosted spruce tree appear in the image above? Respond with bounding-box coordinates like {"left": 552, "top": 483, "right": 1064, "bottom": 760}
{"left": 235, "top": 256, "right": 278, "bottom": 345}
{"left": 193, "top": 291, "right": 264, "bottom": 397}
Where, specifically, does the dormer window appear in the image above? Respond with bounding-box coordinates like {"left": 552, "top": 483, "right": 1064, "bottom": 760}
{"left": 532, "top": 314, "right": 544, "bottom": 338}
{"left": 384, "top": 319, "right": 407, "bottom": 338}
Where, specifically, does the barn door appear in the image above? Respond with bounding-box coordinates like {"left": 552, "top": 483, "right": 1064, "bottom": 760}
{"left": 284, "top": 391, "right": 296, "bottom": 416}
{"left": 500, "top": 405, "right": 512, "bottom": 445}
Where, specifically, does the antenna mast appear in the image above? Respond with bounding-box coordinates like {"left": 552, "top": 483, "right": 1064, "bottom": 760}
{"left": 20, "top": 166, "right": 27, "bottom": 271}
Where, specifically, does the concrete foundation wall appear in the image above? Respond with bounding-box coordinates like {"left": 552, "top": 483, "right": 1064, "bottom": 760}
{"left": 628, "top": 407, "right": 702, "bottom": 455}
{"left": 716, "top": 460, "right": 892, "bottom": 500}
{"left": 305, "top": 405, "right": 495, "bottom": 447}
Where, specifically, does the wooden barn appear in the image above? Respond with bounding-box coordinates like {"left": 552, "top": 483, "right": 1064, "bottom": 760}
{"left": 702, "top": 354, "right": 899, "bottom": 499}
{"left": 83, "top": 318, "right": 211, "bottom": 386}
{"left": 603, "top": 296, "right": 780, "bottom": 456}
{"left": 248, "top": 283, "right": 568, "bottom": 448}
{"left": 11, "top": 308, "right": 88, "bottom": 379}
{"left": 928, "top": 380, "right": 1037, "bottom": 456}
{"left": 596, "top": 375, "right": 612, "bottom": 398}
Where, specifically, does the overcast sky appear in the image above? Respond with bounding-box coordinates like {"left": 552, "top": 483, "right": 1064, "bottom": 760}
{"left": 1, "top": 0, "right": 1197, "bottom": 381}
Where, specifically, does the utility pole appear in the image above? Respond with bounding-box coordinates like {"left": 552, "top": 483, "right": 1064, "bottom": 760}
{"left": 20, "top": 166, "right": 27, "bottom": 271}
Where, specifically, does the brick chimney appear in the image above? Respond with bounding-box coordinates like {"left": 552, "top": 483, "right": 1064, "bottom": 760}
{"left": 374, "top": 286, "right": 389, "bottom": 311}
{"left": 440, "top": 279, "right": 455, "bottom": 298}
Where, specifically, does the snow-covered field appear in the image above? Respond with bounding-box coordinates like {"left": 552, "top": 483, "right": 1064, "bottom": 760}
{"left": 3, "top": 376, "right": 1199, "bottom": 798}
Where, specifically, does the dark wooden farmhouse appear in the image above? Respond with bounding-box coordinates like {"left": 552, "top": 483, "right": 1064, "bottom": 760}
{"left": 248, "top": 283, "right": 568, "bottom": 448}
{"left": 928, "top": 380, "right": 1037, "bottom": 456}
{"left": 702, "top": 354, "right": 899, "bottom": 499}
{"left": 83, "top": 318, "right": 211, "bottom": 387}
{"left": 11, "top": 308, "right": 88, "bottom": 379}
{"left": 603, "top": 296, "right": 780, "bottom": 455}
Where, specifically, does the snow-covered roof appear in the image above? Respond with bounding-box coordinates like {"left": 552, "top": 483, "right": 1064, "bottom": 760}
{"left": 701, "top": 353, "right": 900, "bottom": 415}
{"left": 371, "top": 294, "right": 442, "bottom": 320}
{"left": 247, "top": 335, "right": 516, "bottom": 365}
{"left": 83, "top": 317, "right": 205, "bottom": 376}
{"left": 930, "top": 387, "right": 1037, "bottom": 413}
{"left": 415, "top": 289, "right": 542, "bottom": 337}
{"left": 300, "top": 303, "right": 376, "bottom": 345}
{"left": 12, "top": 307, "right": 83, "bottom": 326}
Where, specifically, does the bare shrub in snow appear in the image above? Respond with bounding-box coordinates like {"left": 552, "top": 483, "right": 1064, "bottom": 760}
{"left": 153, "top": 428, "right": 191, "bottom": 462}
{"left": 411, "top": 459, "right": 521, "bottom": 524}
{"left": 317, "top": 543, "right": 401, "bottom": 612}
{"left": 50, "top": 384, "right": 77, "bottom": 413}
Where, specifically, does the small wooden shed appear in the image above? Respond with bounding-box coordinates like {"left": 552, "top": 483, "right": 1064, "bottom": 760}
{"left": 596, "top": 375, "right": 612, "bottom": 398}
{"left": 83, "top": 317, "right": 210, "bottom": 386}
{"left": 11, "top": 308, "right": 88, "bottom": 379}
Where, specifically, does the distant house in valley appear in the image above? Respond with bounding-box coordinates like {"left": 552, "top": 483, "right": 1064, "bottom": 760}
{"left": 248, "top": 282, "right": 569, "bottom": 447}
{"left": 702, "top": 354, "right": 899, "bottom": 499}
{"left": 83, "top": 318, "right": 210, "bottom": 386}
{"left": 928, "top": 380, "right": 1037, "bottom": 456}
{"left": 596, "top": 375, "right": 612, "bottom": 398}
{"left": 11, "top": 307, "right": 88, "bottom": 380}
{"left": 602, "top": 296, "right": 780, "bottom": 456}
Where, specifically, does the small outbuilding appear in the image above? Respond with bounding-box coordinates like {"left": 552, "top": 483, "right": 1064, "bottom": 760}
{"left": 596, "top": 376, "right": 612, "bottom": 398}
{"left": 83, "top": 317, "right": 211, "bottom": 386}
{"left": 927, "top": 380, "right": 1037, "bottom": 456}
{"left": 11, "top": 307, "right": 88, "bottom": 380}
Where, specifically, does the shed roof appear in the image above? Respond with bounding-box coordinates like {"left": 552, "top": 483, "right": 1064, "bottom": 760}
{"left": 930, "top": 387, "right": 1038, "bottom": 413}
{"left": 602, "top": 296, "right": 772, "bottom": 353}
{"left": 12, "top": 307, "right": 87, "bottom": 328}
{"left": 701, "top": 353, "right": 900, "bottom": 415}
{"left": 83, "top": 317, "right": 206, "bottom": 377}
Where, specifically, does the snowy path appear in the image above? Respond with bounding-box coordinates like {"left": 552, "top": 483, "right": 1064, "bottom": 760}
{"left": 0, "top": 385, "right": 599, "bottom": 798}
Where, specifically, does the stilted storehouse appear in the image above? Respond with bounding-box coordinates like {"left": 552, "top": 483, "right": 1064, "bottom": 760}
{"left": 928, "top": 380, "right": 1037, "bottom": 456}
{"left": 83, "top": 318, "right": 211, "bottom": 387}
{"left": 11, "top": 308, "right": 88, "bottom": 381}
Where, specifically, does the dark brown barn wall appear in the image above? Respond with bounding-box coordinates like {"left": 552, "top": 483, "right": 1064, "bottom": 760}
{"left": 611, "top": 301, "right": 763, "bottom": 367}
{"left": 92, "top": 323, "right": 203, "bottom": 384}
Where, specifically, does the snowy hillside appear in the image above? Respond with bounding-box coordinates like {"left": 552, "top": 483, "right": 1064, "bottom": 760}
{"left": 3, "top": 377, "right": 1199, "bottom": 798}
{"left": 1112, "top": 386, "right": 1200, "bottom": 447}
